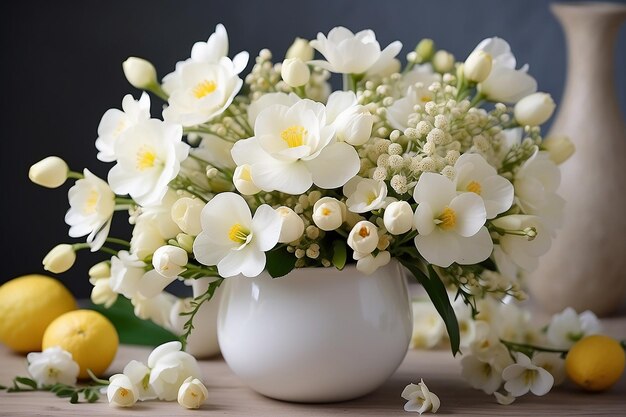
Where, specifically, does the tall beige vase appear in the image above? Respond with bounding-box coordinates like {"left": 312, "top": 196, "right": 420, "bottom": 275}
{"left": 528, "top": 2, "right": 626, "bottom": 316}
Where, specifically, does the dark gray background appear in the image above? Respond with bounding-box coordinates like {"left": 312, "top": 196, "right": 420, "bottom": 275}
{"left": 1, "top": 0, "right": 625, "bottom": 297}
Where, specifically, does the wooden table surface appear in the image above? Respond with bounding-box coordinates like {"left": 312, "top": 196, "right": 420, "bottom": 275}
{"left": 1, "top": 316, "right": 625, "bottom": 416}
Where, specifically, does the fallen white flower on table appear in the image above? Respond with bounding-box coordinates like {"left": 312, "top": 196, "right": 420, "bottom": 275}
{"left": 494, "top": 390, "right": 516, "bottom": 405}
{"left": 148, "top": 341, "right": 203, "bottom": 401}
{"left": 177, "top": 377, "right": 209, "bottom": 409}
{"left": 27, "top": 346, "right": 80, "bottom": 388}
{"left": 502, "top": 352, "right": 554, "bottom": 397}
{"left": 546, "top": 307, "right": 601, "bottom": 350}
{"left": 401, "top": 379, "right": 440, "bottom": 414}
{"left": 107, "top": 373, "right": 139, "bottom": 407}
{"left": 122, "top": 360, "right": 156, "bottom": 401}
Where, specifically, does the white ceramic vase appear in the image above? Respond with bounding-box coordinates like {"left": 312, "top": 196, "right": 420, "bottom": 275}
{"left": 182, "top": 278, "right": 222, "bottom": 358}
{"left": 217, "top": 260, "right": 413, "bottom": 403}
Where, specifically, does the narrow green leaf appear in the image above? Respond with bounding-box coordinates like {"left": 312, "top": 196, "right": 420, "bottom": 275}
{"left": 0, "top": 384, "right": 6, "bottom": 390}
{"left": 332, "top": 240, "right": 347, "bottom": 270}
{"left": 84, "top": 389, "right": 100, "bottom": 403}
{"left": 70, "top": 392, "right": 79, "bottom": 404}
{"left": 55, "top": 389, "right": 75, "bottom": 397}
{"left": 266, "top": 246, "right": 296, "bottom": 278}
{"left": 15, "top": 377, "right": 37, "bottom": 390}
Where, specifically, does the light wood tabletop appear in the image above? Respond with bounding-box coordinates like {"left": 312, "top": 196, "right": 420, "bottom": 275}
{"left": 1, "top": 316, "right": 625, "bottom": 416}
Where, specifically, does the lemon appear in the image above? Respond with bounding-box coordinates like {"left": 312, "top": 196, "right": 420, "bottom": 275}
{"left": 43, "top": 309, "right": 119, "bottom": 379}
{"left": 565, "top": 334, "right": 626, "bottom": 391}
{"left": 0, "top": 274, "right": 77, "bottom": 353}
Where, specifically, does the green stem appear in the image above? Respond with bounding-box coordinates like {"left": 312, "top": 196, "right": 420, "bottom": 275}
{"left": 500, "top": 339, "right": 568, "bottom": 354}
{"left": 105, "top": 237, "right": 131, "bottom": 247}
{"left": 114, "top": 204, "right": 131, "bottom": 211}
{"left": 469, "top": 93, "right": 486, "bottom": 108}
{"left": 115, "top": 197, "right": 135, "bottom": 205}
{"left": 67, "top": 171, "right": 84, "bottom": 180}
{"left": 146, "top": 82, "right": 168, "bottom": 101}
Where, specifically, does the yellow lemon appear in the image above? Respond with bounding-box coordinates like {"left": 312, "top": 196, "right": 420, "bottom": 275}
{"left": 43, "top": 309, "right": 119, "bottom": 379}
{"left": 565, "top": 334, "right": 626, "bottom": 391}
{"left": 0, "top": 274, "right": 76, "bottom": 353}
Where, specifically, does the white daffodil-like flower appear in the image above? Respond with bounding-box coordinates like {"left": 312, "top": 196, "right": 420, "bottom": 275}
{"left": 65, "top": 169, "right": 115, "bottom": 251}
{"left": 344, "top": 176, "right": 388, "bottom": 213}
{"left": 546, "top": 307, "right": 602, "bottom": 350}
{"left": 108, "top": 119, "right": 189, "bottom": 206}
{"left": 42, "top": 244, "right": 76, "bottom": 273}
{"left": 453, "top": 153, "right": 514, "bottom": 219}
{"left": 177, "top": 377, "right": 209, "bottom": 409}
{"left": 95, "top": 93, "right": 151, "bottom": 162}
{"left": 107, "top": 374, "right": 139, "bottom": 407}
{"left": 502, "top": 352, "right": 554, "bottom": 397}
{"left": 472, "top": 37, "right": 537, "bottom": 103}
{"left": 491, "top": 215, "right": 551, "bottom": 272}
{"left": 109, "top": 250, "right": 146, "bottom": 298}
{"left": 401, "top": 379, "right": 441, "bottom": 414}
{"left": 384, "top": 201, "right": 414, "bottom": 235}
{"left": 122, "top": 360, "right": 157, "bottom": 401}
{"left": 325, "top": 91, "right": 374, "bottom": 146}
{"left": 413, "top": 173, "right": 492, "bottom": 267}
{"left": 532, "top": 353, "right": 566, "bottom": 386}
{"left": 411, "top": 301, "right": 445, "bottom": 349}
{"left": 276, "top": 206, "right": 305, "bottom": 243}
{"left": 89, "top": 276, "right": 118, "bottom": 308}
{"left": 347, "top": 220, "right": 379, "bottom": 254}
{"left": 231, "top": 98, "right": 360, "bottom": 194}
{"left": 27, "top": 346, "right": 80, "bottom": 388}
{"left": 312, "top": 197, "right": 346, "bottom": 231}
{"left": 193, "top": 192, "right": 282, "bottom": 277}
{"left": 355, "top": 250, "right": 391, "bottom": 274}
{"left": 148, "top": 341, "right": 203, "bottom": 401}
{"left": 387, "top": 80, "right": 437, "bottom": 131}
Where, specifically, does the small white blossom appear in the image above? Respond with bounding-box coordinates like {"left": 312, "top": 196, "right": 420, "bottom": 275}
{"left": 171, "top": 197, "right": 205, "bottom": 236}
{"left": 286, "top": 37, "right": 314, "bottom": 61}
{"left": 153, "top": 245, "right": 188, "bottom": 279}
{"left": 344, "top": 176, "right": 388, "bottom": 213}
{"left": 542, "top": 135, "right": 575, "bottom": 165}
{"left": 531, "top": 353, "right": 566, "bottom": 386}
{"left": 384, "top": 201, "right": 413, "bottom": 235}
{"left": 312, "top": 197, "right": 346, "bottom": 231}
{"left": 355, "top": 250, "right": 390, "bottom": 274}
{"left": 178, "top": 377, "right": 209, "bottom": 409}
{"left": 347, "top": 220, "right": 379, "bottom": 254}
{"left": 281, "top": 58, "right": 310, "bottom": 87}
{"left": 42, "top": 244, "right": 76, "bottom": 274}
{"left": 546, "top": 307, "right": 602, "bottom": 350}
{"left": 122, "top": 360, "right": 156, "bottom": 401}
{"left": 148, "top": 341, "right": 203, "bottom": 401}
{"left": 514, "top": 92, "right": 555, "bottom": 126}
{"left": 122, "top": 57, "right": 157, "bottom": 90}
{"left": 401, "top": 379, "right": 440, "bottom": 414}
{"left": 107, "top": 374, "right": 139, "bottom": 407}
{"left": 276, "top": 206, "right": 305, "bottom": 243}
{"left": 411, "top": 301, "right": 445, "bottom": 349}
{"left": 502, "top": 352, "right": 554, "bottom": 397}
{"left": 464, "top": 50, "right": 492, "bottom": 83}
{"left": 27, "top": 347, "right": 80, "bottom": 388}
{"left": 233, "top": 164, "right": 261, "bottom": 195}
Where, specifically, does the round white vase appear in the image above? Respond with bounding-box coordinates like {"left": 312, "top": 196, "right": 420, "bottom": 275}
{"left": 183, "top": 278, "right": 222, "bottom": 358}
{"left": 217, "top": 260, "right": 413, "bottom": 403}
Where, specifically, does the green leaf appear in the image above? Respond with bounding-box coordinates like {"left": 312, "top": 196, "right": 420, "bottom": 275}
{"left": 54, "top": 388, "right": 76, "bottom": 397}
{"left": 0, "top": 384, "right": 6, "bottom": 390}
{"left": 266, "top": 246, "right": 296, "bottom": 278}
{"left": 84, "top": 389, "right": 100, "bottom": 403}
{"left": 332, "top": 240, "right": 347, "bottom": 270}
{"left": 70, "top": 391, "right": 79, "bottom": 404}
{"left": 399, "top": 258, "right": 460, "bottom": 355}
{"left": 15, "top": 377, "right": 37, "bottom": 390}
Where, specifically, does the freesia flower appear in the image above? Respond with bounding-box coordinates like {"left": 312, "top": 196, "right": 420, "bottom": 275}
{"left": 344, "top": 176, "right": 388, "bottom": 213}
{"left": 531, "top": 353, "right": 566, "bottom": 386}
{"left": 514, "top": 92, "right": 556, "bottom": 126}
{"left": 384, "top": 201, "right": 414, "bottom": 235}
{"left": 401, "top": 379, "right": 440, "bottom": 414}
{"left": 107, "top": 374, "right": 138, "bottom": 407}
{"left": 276, "top": 206, "right": 305, "bottom": 243}
{"left": 432, "top": 50, "right": 454, "bottom": 73}
{"left": 546, "top": 307, "right": 601, "bottom": 350}
{"left": 177, "top": 377, "right": 208, "bottom": 409}
{"left": 148, "top": 341, "right": 203, "bottom": 401}
{"left": 171, "top": 197, "right": 205, "bottom": 236}
{"left": 281, "top": 58, "right": 310, "bottom": 87}
{"left": 386, "top": 79, "right": 437, "bottom": 131}
{"left": 347, "top": 220, "right": 379, "bottom": 254}
{"left": 233, "top": 164, "right": 261, "bottom": 195}
{"left": 410, "top": 301, "right": 445, "bottom": 349}
{"left": 502, "top": 352, "right": 554, "bottom": 397}
{"left": 122, "top": 360, "right": 157, "bottom": 401}
{"left": 193, "top": 192, "right": 282, "bottom": 277}
{"left": 246, "top": 92, "right": 300, "bottom": 127}
{"left": 27, "top": 346, "right": 80, "bottom": 387}
{"left": 89, "top": 261, "right": 110, "bottom": 279}
{"left": 131, "top": 292, "right": 178, "bottom": 327}
{"left": 491, "top": 215, "right": 551, "bottom": 272}
{"left": 542, "top": 135, "right": 575, "bottom": 165}
{"left": 312, "top": 197, "right": 346, "bottom": 231}
{"left": 413, "top": 173, "right": 492, "bottom": 267}
{"left": 461, "top": 354, "right": 503, "bottom": 395}
{"left": 109, "top": 250, "right": 146, "bottom": 298}
{"left": 152, "top": 245, "right": 188, "bottom": 279}
{"left": 29, "top": 156, "right": 69, "bottom": 188}
{"left": 42, "top": 244, "right": 76, "bottom": 273}
{"left": 355, "top": 250, "right": 391, "bottom": 274}
{"left": 310, "top": 26, "right": 402, "bottom": 75}
{"left": 65, "top": 169, "right": 115, "bottom": 251}
{"left": 325, "top": 91, "right": 374, "bottom": 146}
{"left": 464, "top": 50, "right": 492, "bottom": 83}
{"left": 89, "top": 276, "right": 118, "bottom": 308}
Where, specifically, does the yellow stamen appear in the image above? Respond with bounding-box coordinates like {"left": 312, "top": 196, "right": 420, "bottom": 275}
{"left": 193, "top": 80, "right": 217, "bottom": 99}
{"left": 420, "top": 95, "right": 431, "bottom": 103}
{"left": 366, "top": 192, "right": 377, "bottom": 205}
{"left": 438, "top": 207, "right": 457, "bottom": 231}
{"left": 119, "top": 388, "right": 129, "bottom": 397}
{"left": 358, "top": 226, "right": 370, "bottom": 238}
{"left": 136, "top": 146, "right": 157, "bottom": 171}
{"left": 84, "top": 189, "right": 99, "bottom": 214}
{"left": 322, "top": 207, "right": 332, "bottom": 216}
{"left": 466, "top": 181, "right": 482, "bottom": 195}
{"left": 280, "top": 125, "right": 307, "bottom": 148}
{"left": 228, "top": 223, "right": 249, "bottom": 244}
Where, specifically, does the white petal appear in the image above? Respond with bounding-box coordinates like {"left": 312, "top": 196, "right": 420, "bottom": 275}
{"left": 251, "top": 159, "right": 312, "bottom": 194}
{"left": 217, "top": 245, "right": 265, "bottom": 277}
{"left": 193, "top": 233, "right": 232, "bottom": 266}
{"left": 306, "top": 142, "right": 360, "bottom": 189}
{"left": 454, "top": 227, "right": 493, "bottom": 265}
{"left": 413, "top": 173, "right": 456, "bottom": 212}
{"left": 414, "top": 202, "right": 435, "bottom": 236}
{"left": 137, "top": 269, "right": 177, "bottom": 298}
{"left": 251, "top": 205, "right": 282, "bottom": 251}
{"left": 481, "top": 175, "right": 514, "bottom": 218}
{"left": 530, "top": 368, "right": 554, "bottom": 396}
{"left": 415, "top": 228, "right": 457, "bottom": 267}
{"left": 449, "top": 192, "right": 486, "bottom": 237}
{"left": 367, "top": 40, "right": 402, "bottom": 75}
{"left": 147, "top": 341, "right": 182, "bottom": 368}
{"left": 232, "top": 51, "right": 249, "bottom": 74}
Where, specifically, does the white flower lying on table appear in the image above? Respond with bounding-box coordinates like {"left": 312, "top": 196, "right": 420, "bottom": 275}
{"left": 27, "top": 346, "right": 80, "bottom": 388}
{"left": 401, "top": 379, "right": 440, "bottom": 414}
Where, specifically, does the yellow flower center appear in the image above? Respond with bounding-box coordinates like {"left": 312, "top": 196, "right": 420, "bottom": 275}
{"left": 48, "top": 368, "right": 59, "bottom": 378}
{"left": 366, "top": 192, "right": 377, "bottom": 205}
{"left": 322, "top": 207, "right": 332, "bottom": 216}
{"left": 136, "top": 146, "right": 157, "bottom": 171}
{"left": 438, "top": 207, "right": 457, "bottom": 231}
{"left": 466, "top": 181, "right": 482, "bottom": 195}
{"left": 358, "top": 226, "right": 370, "bottom": 238}
{"left": 119, "top": 388, "right": 129, "bottom": 397}
{"left": 280, "top": 125, "right": 307, "bottom": 148}
{"left": 228, "top": 223, "right": 249, "bottom": 244}
{"left": 420, "top": 95, "right": 431, "bottom": 103}
{"left": 193, "top": 80, "right": 217, "bottom": 99}
{"left": 84, "top": 189, "right": 99, "bottom": 214}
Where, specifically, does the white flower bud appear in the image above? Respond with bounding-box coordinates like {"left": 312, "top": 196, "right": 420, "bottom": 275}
{"left": 334, "top": 106, "right": 374, "bottom": 146}
{"left": 152, "top": 245, "right": 188, "bottom": 279}
{"left": 90, "top": 277, "right": 117, "bottom": 308}
{"left": 107, "top": 374, "right": 138, "bottom": 407}
{"left": 171, "top": 197, "right": 204, "bottom": 236}
{"left": 286, "top": 37, "right": 314, "bottom": 61}
{"left": 29, "top": 156, "right": 69, "bottom": 188}
{"left": 415, "top": 39, "right": 435, "bottom": 62}
{"left": 233, "top": 164, "right": 261, "bottom": 195}
{"left": 281, "top": 58, "right": 310, "bottom": 87}
{"left": 177, "top": 377, "right": 208, "bottom": 409}
{"left": 276, "top": 206, "right": 305, "bottom": 243}
{"left": 347, "top": 220, "right": 379, "bottom": 254}
{"left": 464, "top": 50, "right": 492, "bottom": 83}
{"left": 356, "top": 250, "right": 391, "bottom": 274}
{"left": 176, "top": 233, "right": 194, "bottom": 253}
{"left": 88, "top": 261, "right": 111, "bottom": 279}
{"left": 432, "top": 50, "right": 455, "bottom": 73}
{"left": 122, "top": 57, "right": 157, "bottom": 89}
{"left": 312, "top": 197, "right": 346, "bottom": 231}
{"left": 383, "top": 201, "right": 413, "bottom": 235}
{"left": 514, "top": 92, "right": 556, "bottom": 126}
{"left": 42, "top": 244, "right": 76, "bottom": 273}
{"left": 542, "top": 135, "right": 575, "bottom": 165}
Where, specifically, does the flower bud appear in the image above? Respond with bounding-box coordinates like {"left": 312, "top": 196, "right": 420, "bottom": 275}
{"left": 347, "top": 220, "right": 379, "bottom": 254}
{"left": 334, "top": 106, "right": 374, "bottom": 146}
{"left": 171, "top": 197, "right": 204, "bottom": 236}
{"left": 356, "top": 250, "right": 391, "bottom": 274}
{"left": 542, "top": 135, "right": 575, "bottom": 165}
{"left": 107, "top": 374, "right": 138, "bottom": 407}
{"left": 276, "top": 206, "right": 305, "bottom": 243}
{"left": 43, "top": 244, "right": 76, "bottom": 273}
{"left": 383, "top": 201, "right": 414, "bottom": 235}
{"left": 153, "top": 245, "right": 188, "bottom": 279}
{"left": 514, "top": 92, "right": 556, "bottom": 126}
{"left": 177, "top": 377, "right": 208, "bottom": 409}
{"left": 415, "top": 38, "right": 435, "bottom": 62}
{"left": 122, "top": 57, "right": 157, "bottom": 90}
{"left": 281, "top": 58, "right": 311, "bottom": 88}
{"left": 432, "top": 50, "right": 455, "bottom": 73}
{"left": 286, "top": 37, "right": 314, "bottom": 62}
{"left": 464, "top": 50, "right": 492, "bottom": 83}
{"left": 29, "top": 156, "right": 69, "bottom": 188}
{"left": 90, "top": 278, "right": 118, "bottom": 308}
{"left": 233, "top": 164, "right": 261, "bottom": 195}
{"left": 88, "top": 261, "right": 111, "bottom": 279}
{"left": 312, "top": 197, "right": 346, "bottom": 231}
{"left": 176, "top": 233, "right": 195, "bottom": 253}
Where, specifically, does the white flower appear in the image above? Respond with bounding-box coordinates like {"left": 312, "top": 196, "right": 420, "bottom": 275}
{"left": 411, "top": 301, "right": 445, "bottom": 349}
{"left": 502, "top": 352, "right": 554, "bottom": 397}
{"left": 453, "top": 153, "right": 514, "bottom": 219}
{"left": 109, "top": 250, "right": 146, "bottom": 298}
{"left": 281, "top": 58, "right": 310, "bottom": 87}
{"left": 108, "top": 119, "right": 188, "bottom": 206}
{"left": 231, "top": 98, "right": 360, "bottom": 194}
{"left": 42, "top": 244, "right": 76, "bottom": 273}
{"left": 401, "top": 379, "right": 440, "bottom": 414}
{"left": 233, "top": 164, "right": 261, "bottom": 195}
{"left": 152, "top": 245, "right": 188, "bottom": 279}
{"left": 90, "top": 277, "right": 118, "bottom": 308}
{"left": 107, "top": 374, "right": 138, "bottom": 407}
{"left": 131, "top": 292, "right": 177, "bottom": 327}
{"left": 312, "top": 197, "right": 346, "bottom": 231}
{"left": 177, "top": 377, "right": 208, "bottom": 409}
{"left": 65, "top": 169, "right": 115, "bottom": 251}
{"left": 461, "top": 354, "right": 503, "bottom": 395}
{"left": 491, "top": 215, "right": 552, "bottom": 272}
{"left": 432, "top": 50, "right": 455, "bottom": 73}
{"left": 131, "top": 190, "right": 182, "bottom": 259}
{"left": 514, "top": 93, "right": 556, "bottom": 126}
{"left": 89, "top": 261, "right": 110, "bottom": 279}
{"left": 122, "top": 360, "right": 157, "bottom": 401}
{"left": 532, "top": 353, "right": 566, "bottom": 386}
{"left": 464, "top": 50, "right": 492, "bottom": 83}
{"left": 542, "top": 135, "right": 575, "bottom": 165}
{"left": 413, "top": 173, "right": 492, "bottom": 267}
{"left": 29, "top": 156, "right": 68, "bottom": 188}
{"left": 347, "top": 220, "right": 379, "bottom": 254}
{"left": 171, "top": 197, "right": 205, "bottom": 236}
{"left": 325, "top": 91, "right": 374, "bottom": 146}
{"left": 246, "top": 92, "right": 300, "bottom": 127}
{"left": 122, "top": 57, "right": 158, "bottom": 90}
{"left": 310, "top": 26, "right": 402, "bottom": 75}
{"left": 384, "top": 201, "right": 414, "bottom": 235}
{"left": 287, "top": 37, "right": 314, "bottom": 61}
{"left": 387, "top": 79, "right": 438, "bottom": 131}
{"left": 546, "top": 307, "right": 602, "bottom": 350}
{"left": 356, "top": 250, "right": 391, "bottom": 274}
{"left": 494, "top": 391, "right": 516, "bottom": 405}
{"left": 148, "top": 341, "right": 203, "bottom": 401}
{"left": 96, "top": 93, "right": 151, "bottom": 162}
{"left": 27, "top": 346, "right": 79, "bottom": 388}
{"left": 344, "top": 176, "right": 388, "bottom": 213}
{"left": 193, "top": 192, "right": 281, "bottom": 277}
{"left": 276, "top": 206, "right": 304, "bottom": 243}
